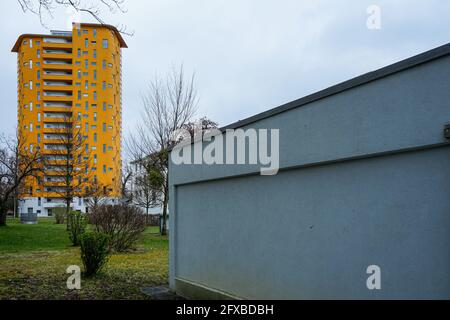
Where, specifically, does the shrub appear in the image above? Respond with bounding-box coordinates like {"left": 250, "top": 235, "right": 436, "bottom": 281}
{"left": 54, "top": 207, "right": 66, "bottom": 224}
{"left": 88, "top": 204, "right": 146, "bottom": 252}
{"left": 80, "top": 232, "right": 110, "bottom": 276}
{"left": 67, "top": 211, "right": 87, "bottom": 246}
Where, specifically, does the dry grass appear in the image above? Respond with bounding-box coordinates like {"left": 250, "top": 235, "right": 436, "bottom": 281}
{"left": 0, "top": 218, "right": 168, "bottom": 300}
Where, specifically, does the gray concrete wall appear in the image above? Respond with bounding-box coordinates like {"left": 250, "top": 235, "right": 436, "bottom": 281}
{"left": 169, "top": 50, "right": 450, "bottom": 299}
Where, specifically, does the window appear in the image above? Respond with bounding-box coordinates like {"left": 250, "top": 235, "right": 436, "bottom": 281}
{"left": 37, "top": 70, "right": 40, "bottom": 80}
{"left": 85, "top": 38, "right": 89, "bottom": 48}
{"left": 103, "top": 144, "right": 106, "bottom": 153}
{"left": 94, "top": 133, "right": 97, "bottom": 143}
{"left": 77, "top": 70, "right": 81, "bottom": 79}
{"left": 77, "top": 48, "right": 81, "bottom": 57}
{"left": 37, "top": 113, "right": 41, "bottom": 122}
{"left": 29, "top": 81, "right": 32, "bottom": 90}
{"left": 38, "top": 197, "right": 41, "bottom": 206}
{"left": 93, "top": 91, "right": 97, "bottom": 100}
{"left": 93, "top": 70, "right": 97, "bottom": 80}
{"left": 93, "top": 29, "right": 97, "bottom": 37}
{"left": 85, "top": 102, "right": 89, "bottom": 111}
{"left": 85, "top": 59, "right": 88, "bottom": 69}
{"left": 102, "top": 81, "right": 106, "bottom": 90}
{"left": 85, "top": 144, "right": 89, "bottom": 153}
{"left": 85, "top": 80, "right": 88, "bottom": 90}
{"left": 93, "top": 112, "right": 97, "bottom": 121}
{"left": 77, "top": 91, "right": 81, "bottom": 100}
{"left": 77, "top": 28, "right": 81, "bottom": 37}
{"left": 103, "top": 102, "right": 106, "bottom": 111}
{"left": 37, "top": 49, "right": 40, "bottom": 58}
{"left": 77, "top": 112, "right": 81, "bottom": 120}
{"left": 102, "top": 59, "right": 106, "bottom": 70}
{"left": 93, "top": 49, "right": 97, "bottom": 58}
{"left": 85, "top": 123, "right": 89, "bottom": 133}
{"left": 103, "top": 165, "right": 106, "bottom": 173}
{"left": 29, "top": 39, "right": 33, "bottom": 48}
{"left": 102, "top": 123, "right": 106, "bottom": 132}
{"left": 30, "top": 123, "right": 33, "bottom": 132}
{"left": 102, "top": 39, "right": 108, "bottom": 49}
{"left": 30, "top": 102, "right": 33, "bottom": 111}
{"left": 37, "top": 92, "right": 40, "bottom": 101}
{"left": 37, "top": 133, "right": 41, "bottom": 143}
{"left": 29, "top": 59, "right": 32, "bottom": 69}
{"left": 30, "top": 144, "right": 33, "bottom": 153}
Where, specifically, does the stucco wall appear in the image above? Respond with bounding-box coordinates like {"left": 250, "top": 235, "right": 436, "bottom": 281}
{"left": 169, "top": 49, "right": 450, "bottom": 299}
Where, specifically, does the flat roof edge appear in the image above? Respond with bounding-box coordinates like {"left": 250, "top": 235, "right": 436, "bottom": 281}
{"left": 12, "top": 22, "right": 128, "bottom": 52}
{"left": 11, "top": 34, "right": 72, "bottom": 52}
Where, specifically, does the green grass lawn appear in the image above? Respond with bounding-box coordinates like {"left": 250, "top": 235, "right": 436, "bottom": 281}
{"left": 0, "top": 217, "right": 168, "bottom": 299}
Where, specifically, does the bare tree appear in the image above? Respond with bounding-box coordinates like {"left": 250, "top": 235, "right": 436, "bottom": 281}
{"left": 182, "top": 117, "right": 219, "bottom": 140}
{"left": 0, "top": 131, "right": 44, "bottom": 226}
{"left": 127, "top": 65, "right": 198, "bottom": 235}
{"left": 16, "top": 0, "right": 133, "bottom": 35}
{"left": 83, "top": 180, "right": 110, "bottom": 212}
{"left": 48, "top": 114, "right": 91, "bottom": 216}
{"left": 132, "top": 163, "right": 161, "bottom": 218}
{"left": 120, "top": 163, "right": 133, "bottom": 202}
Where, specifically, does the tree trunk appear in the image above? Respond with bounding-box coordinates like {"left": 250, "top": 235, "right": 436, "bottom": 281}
{"left": 0, "top": 202, "right": 7, "bottom": 226}
{"left": 66, "top": 199, "right": 71, "bottom": 230}
{"left": 161, "top": 184, "right": 169, "bottom": 235}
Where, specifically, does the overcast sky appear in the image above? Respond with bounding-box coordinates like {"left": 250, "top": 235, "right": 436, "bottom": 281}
{"left": 1, "top": 0, "right": 449, "bottom": 139}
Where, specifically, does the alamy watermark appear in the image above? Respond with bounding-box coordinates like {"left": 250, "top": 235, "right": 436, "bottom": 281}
{"left": 170, "top": 123, "right": 280, "bottom": 175}
{"left": 66, "top": 265, "right": 81, "bottom": 290}
{"left": 366, "top": 5, "right": 382, "bottom": 30}
{"left": 366, "top": 264, "right": 381, "bottom": 290}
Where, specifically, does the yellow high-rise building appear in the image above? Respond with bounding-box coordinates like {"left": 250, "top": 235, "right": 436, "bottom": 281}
{"left": 12, "top": 23, "right": 127, "bottom": 216}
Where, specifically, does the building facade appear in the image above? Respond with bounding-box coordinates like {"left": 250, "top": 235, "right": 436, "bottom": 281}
{"left": 169, "top": 44, "right": 450, "bottom": 299}
{"left": 12, "top": 23, "right": 127, "bottom": 216}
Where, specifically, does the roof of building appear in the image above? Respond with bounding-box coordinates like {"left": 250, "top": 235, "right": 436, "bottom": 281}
{"left": 167, "top": 42, "right": 450, "bottom": 152}
{"left": 11, "top": 22, "right": 127, "bottom": 52}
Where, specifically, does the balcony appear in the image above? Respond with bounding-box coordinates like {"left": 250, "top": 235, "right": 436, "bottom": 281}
{"left": 43, "top": 69, "right": 72, "bottom": 75}
{"left": 43, "top": 63, "right": 72, "bottom": 71}
{"left": 44, "top": 80, "right": 72, "bottom": 88}
{"left": 42, "top": 48, "right": 72, "bottom": 60}
{"left": 43, "top": 37, "right": 72, "bottom": 44}
{"left": 43, "top": 101, "right": 72, "bottom": 112}
{"left": 45, "top": 110, "right": 71, "bottom": 117}
{"left": 43, "top": 180, "right": 66, "bottom": 187}
{"left": 44, "top": 112, "right": 72, "bottom": 120}
{"left": 44, "top": 58, "right": 72, "bottom": 66}
{"left": 43, "top": 122, "right": 71, "bottom": 134}
{"left": 42, "top": 69, "right": 72, "bottom": 81}
{"left": 44, "top": 90, "right": 72, "bottom": 97}
{"left": 43, "top": 90, "right": 73, "bottom": 103}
